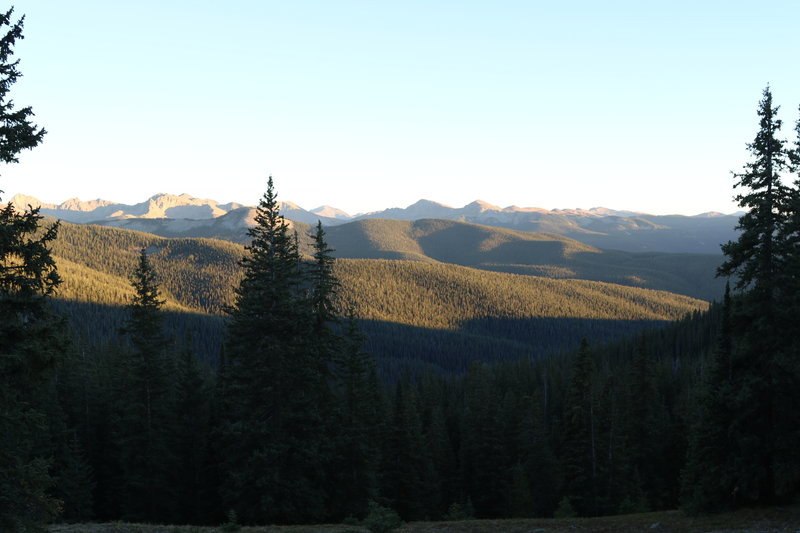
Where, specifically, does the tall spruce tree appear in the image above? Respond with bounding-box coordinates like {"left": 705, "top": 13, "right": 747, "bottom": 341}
{"left": 306, "top": 220, "right": 353, "bottom": 519}
{"left": 703, "top": 86, "right": 799, "bottom": 506}
{"left": 309, "top": 221, "right": 339, "bottom": 335}
{"left": 0, "top": 9, "right": 45, "bottom": 164}
{"left": 115, "top": 248, "right": 175, "bottom": 522}
{"left": 719, "top": 86, "right": 788, "bottom": 297}
{"left": 221, "top": 177, "right": 329, "bottom": 524}
{"left": 0, "top": 8, "right": 60, "bottom": 532}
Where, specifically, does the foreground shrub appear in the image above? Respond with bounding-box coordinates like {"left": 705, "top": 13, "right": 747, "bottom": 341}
{"left": 362, "top": 500, "right": 402, "bottom": 533}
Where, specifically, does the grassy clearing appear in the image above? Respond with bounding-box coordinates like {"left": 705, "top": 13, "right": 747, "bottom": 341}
{"left": 48, "top": 504, "right": 800, "bottom": 533}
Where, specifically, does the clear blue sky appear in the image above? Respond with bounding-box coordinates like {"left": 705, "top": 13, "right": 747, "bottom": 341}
{"left": 2, "top": 1, "right": 799, "bottom": 215}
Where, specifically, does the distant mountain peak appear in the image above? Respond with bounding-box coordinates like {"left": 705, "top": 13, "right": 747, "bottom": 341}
{"left": 311, "top": 205, "right": 352, "bottom": 219}
{"left": 355, "top": 198, "right": 457, "bottom": 221}
{"left": 279, "top": 200, "right": 302, "bottom": 210}
{"left": 9, "top": 193, "right": 48, "bottom": 209}
{"left": 464, "top": 200, "right": 501, "bottom": 212}
{"left": 59, "top": 197, "right": 114, "bottom": 211}
{"left": 408, "top": 199, "right": 451, "bottom": 208}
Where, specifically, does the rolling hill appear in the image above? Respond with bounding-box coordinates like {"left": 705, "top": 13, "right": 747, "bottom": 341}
{"left": 50, "top": 216, "right": 726, "bottom": 305}
{"left": 319, "top": 218, "right": 726, "bottom": 301}
{"left": 46, "top": 219, "right": 708, "bottom": 371}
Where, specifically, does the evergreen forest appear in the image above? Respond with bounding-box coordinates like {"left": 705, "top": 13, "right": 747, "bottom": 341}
{"left": 2, "top": 9, "right": 800, "bottom": 533}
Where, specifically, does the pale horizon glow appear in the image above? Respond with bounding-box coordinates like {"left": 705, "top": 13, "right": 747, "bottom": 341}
{"left": 2, "top": 1, "right": 800, "bottom": 216}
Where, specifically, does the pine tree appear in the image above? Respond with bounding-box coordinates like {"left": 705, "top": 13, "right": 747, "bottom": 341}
{"left": 719, "top": 86, "right": 789, "bottom": 298}
{"left": 0, "top": 9, "right": 45, "bottom": 165}
{"left": 305, "top": 221, "right": 345, "bottom": 519}
{"left": 710, "top": 87, "right": 798, "bottom": 505}
{"left": 221, "top": 177, "right": 328, "bottom": 524}
{"left": 115, "top": 248, "right": 176, "bottom": 522}
{"left": 0, "top": 8, "right": 60, "bottom": 532}
{"left": 309, "top": 221, "right": 339, "bottom": 335}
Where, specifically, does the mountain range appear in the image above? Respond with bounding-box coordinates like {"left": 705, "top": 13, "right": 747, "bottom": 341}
{"left": 6, "top": 192, "right": 741, "bottom": 254}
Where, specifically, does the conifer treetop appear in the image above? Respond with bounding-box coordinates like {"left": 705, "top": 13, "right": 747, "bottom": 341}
{"left": 0, "top": 8, "right": 45, "bottom": 168}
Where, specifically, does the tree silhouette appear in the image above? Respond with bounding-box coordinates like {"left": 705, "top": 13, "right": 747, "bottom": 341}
{"left": 0, "top": 8, "right": 61, "bottom": 532}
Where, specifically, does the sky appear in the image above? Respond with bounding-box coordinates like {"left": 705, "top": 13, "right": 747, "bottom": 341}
{"left": 1, "top": 1, "right": 799, "bottom": 216}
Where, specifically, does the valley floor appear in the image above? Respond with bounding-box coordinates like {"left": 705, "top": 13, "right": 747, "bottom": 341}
{"left": 48, "top": 504, "right": 800, "bottom": 533}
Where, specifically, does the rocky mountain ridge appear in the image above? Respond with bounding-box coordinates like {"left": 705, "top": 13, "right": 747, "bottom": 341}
{"left": 6, "top": 192, "right": 738, "bottom": 222}
{"left": 5, "top": 192, "right": 741, "bottom": 254}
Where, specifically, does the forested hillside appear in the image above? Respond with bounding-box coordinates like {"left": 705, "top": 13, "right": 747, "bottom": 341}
{"left": 46, "top": 218, "right": 707, "bottom": 372}
{"left": 320, "top": 218, "right": 725, "bottom": 301}
{"left": 53, "top": 214, "right": 727, "bottom": 301}
{"left": 50, "top": 221, "right": 243, "bottom": 313}
{"left": 339, "top": 258, "right": 705, "bottom": 372}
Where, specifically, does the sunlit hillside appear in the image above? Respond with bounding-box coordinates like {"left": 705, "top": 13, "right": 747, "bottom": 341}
{"left": 50, "top": 219, "right": 706, "bottom": 323}
{"left": 321, "top": 218, "right": 725, "bottom": 301}
{"left": 44, "top": 219, "right": 709, "bottom": 371}
{"left": 338, "top": 259, "right": 704, "bottom": 329}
